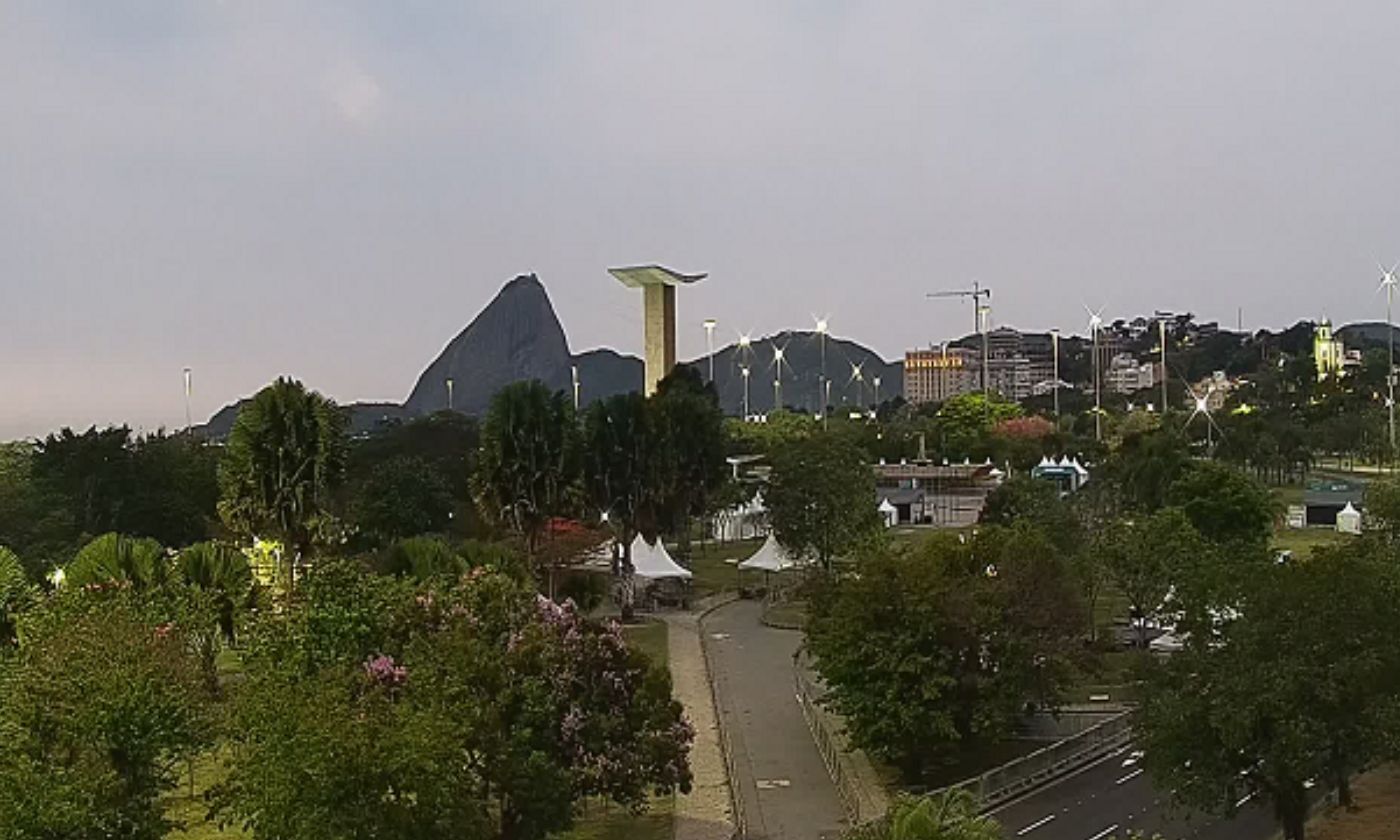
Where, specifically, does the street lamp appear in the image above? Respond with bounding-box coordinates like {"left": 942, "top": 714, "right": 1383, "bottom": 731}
{"left": 183, "top": 367, "right": 192, "bottom": 430}
{"left": 446, "top": 377, "right": 454, "bottom": 412}
{"left": 571, "top": 366, "right": 580, "bottom": 411}
{"left": 741, "top": 365, "right": 751, "bottom": 418}
{"left": 815, "top": 316, "right": 829, "bottom": 427}
{"left": 873, "top": 375, "right": 882, "bottom": 408}
{"left": 1380, "top": 262, "right": 1399, "bottom": 458}
{"left": 1050, "top": 329, "right": 1060, "bottom": 418}
{"left": 703, "top": 318, "right": 717, "bottom": 384}
{"left": 1086, "top": 305, "right": 1105, "bottom": 441}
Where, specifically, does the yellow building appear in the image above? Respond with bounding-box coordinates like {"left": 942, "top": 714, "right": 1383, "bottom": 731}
{"left": 1314, "top": 320, "right": 1344, "bottom": 381}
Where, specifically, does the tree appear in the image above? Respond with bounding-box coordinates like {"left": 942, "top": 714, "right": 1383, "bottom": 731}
{"left": 934, "top": 393, "right": 1021, "bottom": 457}
{"left": 581, "top": 392, "right": 654, "bottom": 617}
{"left": 0, "top": 442, "right": 78, "bottom": 579}
{"left": 216, "top": 561, "right": 691, "bottom": 840}
{"left": 1363, "top": 474, "right": 1400, "bottom": 543}
{"left": 0, "top": 545, "right": 34, "bottom": 646}
{"left": 348, "top": 455, "right": 455, "bottom": 542}
{"left": 64, "top": 532, "right": 168, "bottom": 590}
{"left": 767, "top": 434, "right": 881, "bottom": 569}
{"left": 1138, "top": 547, "right": 1400, "bottom": 839}
{"left": 374, "top": 535, "right": 468, "bottom": 581}
{"left": 807, "top": 530, "right": 1082, "bottom": 782}
{"left": 649, "top": 367, "right": 727, "bottom": 557}
{"left": 32, "top": 425, "right": 134, "bottom": 537}
{"left": 218, "top": 378, "right": 348, "bottom": 582}
{"left": 1095, "top": 509, "right": 1203, "bottom": 647}
{"left": 1166, "top": 461, "right": 1276, "bottom": 547}
{"left": 844, "top": 790, "right": 1000, "bottom": 840}
{"left": 346, "top": 411, "right": 479, "bottom": 539}
{"left": 473, "top": 381, "right": 580, "bottom": 563}
{"left": 176, "top": 541, "right": 253, "bottom": 642}
{"left": 1106, "top": 428, "right": 1190, "bottom": 512}
{"left": 0, "top": 588, "right": 211, "bottom": 840}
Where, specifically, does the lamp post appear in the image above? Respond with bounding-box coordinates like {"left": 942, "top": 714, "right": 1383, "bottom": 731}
{"left": 773, "top": 345, "right": 786, "bottom": 411}
{"left": 703, "top": 318, "right": 717, "bottom": 384}
{"left": 446, "top": 377, "right": 454, "bottom": 412}
{"left": 741, "top": 365, "right": 751, "bottom": 418}
{"left": 183, "top": 367, "right": 192, "bottom": 430}
{"left": 1086, "top": 306, "right": 1104, "bottom": 441}
{"left": 1159, "top": 318, "right": 1169, "bottom": 416}
{"left": 1381, "top": 263, "right": 1399, "bottom": 460}
{"left": 1050, "top": 330, "right": 1060, "bottom": 418}
{"left": 571, "top": 366, "right": 580, "bottom": 411}
{"left": 773, "top": 377, "right": 782, "bottom": 412}
{"left": 816, "top": 317, "right": 829, "bottom": 426}
{"left": 873, "top": 375, "right": 881, "bottom": 409}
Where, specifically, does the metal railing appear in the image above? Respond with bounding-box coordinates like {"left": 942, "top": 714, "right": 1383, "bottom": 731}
{"left": 936, "top": 711, "right": 1134, "bottom": 811}
{"left": 794, "top": 661, "right": 871, "bottom": 824}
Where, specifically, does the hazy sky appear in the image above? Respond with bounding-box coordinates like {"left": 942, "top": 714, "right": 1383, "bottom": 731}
{"left": 6, "top": 2, "right": 1400, "bottom": 439}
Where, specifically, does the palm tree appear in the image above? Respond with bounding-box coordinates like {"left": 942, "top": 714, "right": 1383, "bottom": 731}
{"left": 472, "top": 381, "right": 580, "bottom": 564}
{"left": 581, "top": 392, "right": 654, "bottom": 619}
{"left": 65, "top": 532, "right": 167, "bottom": 589}
{"left": 847, "top": 791, "right": 1000, "bottom": 840}
{"left": 218, "top": 377, "right": 347, "bottom": 587}
{"left": 177, "top": 541, "right": 253, "bottom": 642}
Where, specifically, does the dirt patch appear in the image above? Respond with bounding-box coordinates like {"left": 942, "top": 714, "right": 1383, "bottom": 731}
{"left": 1308, "top": 765, "right": 1400, "bottom": 840}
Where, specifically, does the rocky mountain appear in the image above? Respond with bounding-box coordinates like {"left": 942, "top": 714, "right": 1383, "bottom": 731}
{"left": 403, "top": 274, "right": 573, "bottom": 416}
{"left": 197, "top": 274, "right": 903, "bottom": 438}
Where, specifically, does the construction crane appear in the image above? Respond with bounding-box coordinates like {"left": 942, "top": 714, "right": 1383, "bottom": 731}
{"left": 926, "top": 282, "right": 993, "bottom": 399}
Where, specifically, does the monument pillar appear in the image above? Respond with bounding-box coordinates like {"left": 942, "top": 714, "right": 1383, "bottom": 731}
{"left": 610, "top": 265, "right": 707, "bottom": 395}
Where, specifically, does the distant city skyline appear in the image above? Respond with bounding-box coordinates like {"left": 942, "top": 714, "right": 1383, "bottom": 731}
{"left": 6, "top": 3, "right": 1400, "bottom": 439}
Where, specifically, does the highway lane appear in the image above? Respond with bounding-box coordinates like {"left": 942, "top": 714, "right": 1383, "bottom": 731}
{"left": 993, "top": 744, "right": 1278, "bottom": 840}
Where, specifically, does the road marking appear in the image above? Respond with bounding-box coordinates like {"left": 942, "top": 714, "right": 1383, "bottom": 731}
{"left": 1016, "top": 814, "right": 1056, "bottom": 835}
{"left": 1087, "top": 824, "right": 1120, "bottom": 840}
{"left": 1115, "top": 768, "right": 1145, "bottom": 785}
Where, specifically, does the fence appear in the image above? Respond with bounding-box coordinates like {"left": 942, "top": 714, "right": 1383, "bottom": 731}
{"left": 793, "top": 660, "right": 887, "bottom": 824}
{"left": 936, "top": 711, "right": 1134, "bottom": 811}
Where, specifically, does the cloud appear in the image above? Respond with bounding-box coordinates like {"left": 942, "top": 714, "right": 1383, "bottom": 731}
{"left": 328, "top": 65, "right": 381, "bottom": 125}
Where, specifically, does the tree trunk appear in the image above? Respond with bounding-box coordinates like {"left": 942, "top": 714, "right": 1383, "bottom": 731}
{"left": 1275, "top": 783, "right": 1309, "bottom": 840}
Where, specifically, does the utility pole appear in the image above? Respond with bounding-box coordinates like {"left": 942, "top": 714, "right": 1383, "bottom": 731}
{"left": 446, "top": 377, "right": 454, "bottom": 412}
{"left": 183, "top": 367, "right": 192, "bottom": 430}
{"left": 1050, "top": 331, "right": 1060, "bottom": 418}
{"left": 1159, "top": 318, "right": 1169, "bottom": 416}
{"left": 741, "top": 365, "right": 751, "bottom": 418}
{"left": 1382, "top": 264, "right": 1399, "bottom": 460}
{"left": 703, "top": 319, "right": 717, "bottom": 384}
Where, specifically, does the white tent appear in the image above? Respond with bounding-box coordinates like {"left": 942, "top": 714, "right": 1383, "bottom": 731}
{"left": 712, "top": 492, "right": 768, "bottom": 541}
{"left": 1337, "top": 502, "right": 1362, "bottom": 535}
{"left": 877, "top": 497, "right": 898, "bottom": 528}
{"left": 738, "top": 535, "right": 804, "bottom": 573}
{"left": 629, "top": 535, "right": 693, "bottom": 580}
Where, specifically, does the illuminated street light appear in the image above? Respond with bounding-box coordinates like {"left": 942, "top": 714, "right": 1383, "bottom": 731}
{"left": 703, "top": 318, "right": 718, "bottom": 384}
{"left": 741, "top": 365, "right": 751, "bottom": 418}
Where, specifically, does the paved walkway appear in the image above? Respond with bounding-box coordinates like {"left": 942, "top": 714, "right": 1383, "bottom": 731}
{"left": 664, "top": 609, "right": 736, "bottom": 840}
{"left": 705, "top": 599, "right": 846, "bottom": 840}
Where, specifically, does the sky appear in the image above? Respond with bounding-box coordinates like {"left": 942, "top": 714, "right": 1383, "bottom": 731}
{"left": 6, "top": 2, "right": 1400, "bottom": 439}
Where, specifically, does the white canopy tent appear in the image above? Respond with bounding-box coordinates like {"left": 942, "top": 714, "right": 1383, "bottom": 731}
{"left": 877, "top": 497, "right": 898, "bottom": 528}
{"left": 629, "top": 534, "right": 693, "bottom": 580}
{"left": 738, "top": 535, "right": 805, "bottom": 573}
{"left": 1336, "top": 502, "right": 1362, "bottom": 535}
{"left": 712, "top": 492, "right": 768, "bottom": 542}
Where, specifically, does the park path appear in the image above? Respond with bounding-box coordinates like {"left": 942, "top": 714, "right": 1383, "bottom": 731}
{"left": 664, "top": 608, "right": 736, "bottom": 840}
{"left": 705, "top": 599, "right": 847, "bottom": 840}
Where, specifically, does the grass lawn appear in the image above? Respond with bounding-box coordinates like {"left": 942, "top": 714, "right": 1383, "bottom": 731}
{"left": 1307, "top": 764, "right": 1400, "bottom": 840}
{"left": 686, "top": 538, "right": 762, "bottom": 596}
{"left": 562, "top": 797, "right": 674, "bottom": 840}
{"left": 622, "top": 618, "right": 669, "bottom": 667}
{"left": 166, "top": 751, "right": 245, "bottom": 840}
{"left": 1272, "top": 527, "right": 1350, "bottom": 559}
{"left": 763, "top": 600, "right": 808, "bottom": 629}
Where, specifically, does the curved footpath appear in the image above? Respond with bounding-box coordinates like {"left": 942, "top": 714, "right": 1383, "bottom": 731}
{"left": 664, "top": 607, "right": 738, "bottom": 840}
{"left": 704, "top": 598, "right": 847, "bottom": 840}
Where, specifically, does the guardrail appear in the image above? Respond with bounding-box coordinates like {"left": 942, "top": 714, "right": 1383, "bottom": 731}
{"left": 938, "top": 710, "right": 1134, "bottom": 811}
{"left": 698, "top": 595, "right": 747, "bottom": 839}
{"left": 793, "top": 657, "right": 892, "bottom": 824}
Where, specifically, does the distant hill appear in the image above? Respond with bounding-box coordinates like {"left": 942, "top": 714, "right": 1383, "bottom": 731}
{"left": 1338, "top": 321, "right": 1400, "bottom": 349}
{"left": 403, "top": 274, "right": 573, "bottom": 416}
{"left": 196, "top": 274, "right": 903, "bottom": 438}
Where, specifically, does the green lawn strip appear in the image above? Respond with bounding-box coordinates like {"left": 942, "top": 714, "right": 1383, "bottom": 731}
{"left": 622, "top": 618, "right": 669, "bottom": 667}
{"left": 561, "top": 795, "right": 674, "bottom": 840}
{"left": 1271, "top": 526, "right": 1349, "bottom": 559}
{"left": 165, "top": 750, "right": 246, "bottom": 840}
{"left": 686, "top": 538, "right": 762, "bottom": 596}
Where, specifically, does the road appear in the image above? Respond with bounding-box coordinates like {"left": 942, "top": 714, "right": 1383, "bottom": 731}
{"left": 705, "top": 598, "right": 847, "bottom": 840}
{"left": 993, "top": 744, "right": 1278, "bottom": 840}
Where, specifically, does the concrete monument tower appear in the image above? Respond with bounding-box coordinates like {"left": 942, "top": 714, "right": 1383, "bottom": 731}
{"left": 608, "top": 265, "right": 707, "bottom": 395}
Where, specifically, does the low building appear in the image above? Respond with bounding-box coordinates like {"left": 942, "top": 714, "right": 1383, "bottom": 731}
{"left": 873, "top": 460, "right": 1003, "bottom": 527}
{"left": 875, "top": 487, "right": 928, "bottom": 525}
{"left": 1106, "top": 354, "right": 1157, "bottom": 395}
{"left": 1303, "top": 477, "right": 1365, "bottom": 526}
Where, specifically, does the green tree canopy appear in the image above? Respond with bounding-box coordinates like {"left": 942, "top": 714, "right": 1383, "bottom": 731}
{"left": 649, "top": 367, "right": 727, "bottom": 556}
{"left": 0, "top": 588, "right": 211, "bottom": 839}
{"left": 218, "top": 378, "right": 348, "bottom": 572}
{"left": 1166, "top": 460, "right": 1276, "bottom": 547}
{"left": 766, "top": 434, "right": 881, "bottom": 569}
{"left": 473, "top": 381, "right": 580, "bottom": 561}
{"left": 844, "top": 790, "right": 1000, "bottom": 840}
{"left": 348, "top": 454, "right": 455, "bottom": 543}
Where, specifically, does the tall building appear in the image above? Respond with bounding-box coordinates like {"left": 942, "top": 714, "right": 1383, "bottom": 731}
{"left": 904, "top": 347, "right": 978, "bottom": 404}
